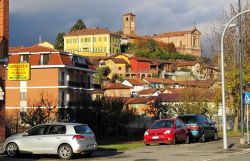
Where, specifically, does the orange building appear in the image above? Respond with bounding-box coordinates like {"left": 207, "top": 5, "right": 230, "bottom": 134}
{"left": 6, "top": 45, "right": 96, "bottom": 121}
{"left": 0, "top": 0, "right": 9, "bottom": 142}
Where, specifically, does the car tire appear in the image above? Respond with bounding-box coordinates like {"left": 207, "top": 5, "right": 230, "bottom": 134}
{"left": 58, "top": 144, "right": 73, "bottom": 160}
{"left": 145, "top": 144, "right": 150, "bottom": 146}
{"left": 199, "top": 133, "right": 205, "bottom": 143}
{"left": 171, "top": 135, "right": 176, "bottom": 145}
{"left": 6, "top": 142, "right": 19, "bottom": 158}
{"left": 83, "top": 151, "right": 93, "bottom": 158}
{"left": 213, "top": 132, "right": 218, "bottom": 141}
{"left": 185, "top": 135, "right": 190, "bottom": 144}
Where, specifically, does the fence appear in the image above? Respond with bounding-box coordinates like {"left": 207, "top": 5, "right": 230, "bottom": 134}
{"left": 5, "top": 125, "right": 29, "bottom": 138}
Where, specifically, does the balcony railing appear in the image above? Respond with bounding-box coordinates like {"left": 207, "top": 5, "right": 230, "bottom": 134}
{"left": 68, "top": 81, "right": 86, "bottom": 88}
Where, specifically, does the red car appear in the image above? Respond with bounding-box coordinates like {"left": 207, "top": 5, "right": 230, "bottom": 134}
{"left": 144, "top": 118, "right": 190, "bottom": 145}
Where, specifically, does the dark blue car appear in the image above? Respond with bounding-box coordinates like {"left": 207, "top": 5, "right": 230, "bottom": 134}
{"left": 178, "top": 114, "right": 218, "bottom": 142}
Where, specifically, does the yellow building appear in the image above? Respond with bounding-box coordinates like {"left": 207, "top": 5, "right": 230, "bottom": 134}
{"left": 64, "top": 28, "right": 121, "bottom": 57}
{"left": 99, "top": 53, "right": 132, "bottom": 79}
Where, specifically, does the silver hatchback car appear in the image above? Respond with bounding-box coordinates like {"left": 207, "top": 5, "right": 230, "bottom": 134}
{"left": 3, "top": 123, "right": 97, "bottom": 160}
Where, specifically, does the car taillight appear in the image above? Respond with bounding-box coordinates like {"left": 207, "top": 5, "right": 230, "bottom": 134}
{"left": 189, "top": 125, "right": 202, "bottom": 131}
{"left": 73, "top": 135, "right": 85, "bottom": 140}
{"left": 144, "top": 131, "right": 149, "bottom": 136}
{"left": 164, "top": 130, "right": 172, "bottom": 134}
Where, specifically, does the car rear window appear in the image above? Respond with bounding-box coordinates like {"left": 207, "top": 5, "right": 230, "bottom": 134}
{"left": 151, "top": 120, "right": 174, "bottom": 129}
{"left": 74, "top": 125, "right": 93, "bottom": 134}
{"left": 178, "top": 116, "right": 197, "bottom": 124}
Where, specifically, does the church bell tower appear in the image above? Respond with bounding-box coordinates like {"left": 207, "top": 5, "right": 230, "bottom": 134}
{"left": 123, "top": 12, "right": 136, "bottom": 35}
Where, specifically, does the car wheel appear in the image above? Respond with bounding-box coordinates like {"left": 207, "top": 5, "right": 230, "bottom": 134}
{"left": 171, "top": 135, "right": 176, "bottom": 145}
{"left": 199, "top": 133, "right": 205, "bottom": 143}
{"left": 185, "top": 135, "right": 190, "bottom": 144}
{"left": 58, "top": 144, "right": 73, "bottom": 160}
{"left": 6, "top": 142, "right": 19, "bottom": 157}
{"left": 213, "top": 132, "right": 218, "bottom": 141}
{"left": 83, "top": 151, "right": 93, "bottom": 158}
{"left": 145, "top": 144, "right": 150, "bottom": 146}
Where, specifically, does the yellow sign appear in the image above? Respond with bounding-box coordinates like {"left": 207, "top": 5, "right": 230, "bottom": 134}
{"left": 8, "top": 63, "right": 31, "bottom": 81}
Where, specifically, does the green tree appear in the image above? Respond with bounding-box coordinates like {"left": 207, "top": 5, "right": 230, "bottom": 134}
{"left": 94, "top": 66, "right": 111, "bottom": 84}
{"left": 54, "top": 32, "right": 65, "bottom": 50}
{"left": 70, "top": 19, "right": 86, "bottom": 32}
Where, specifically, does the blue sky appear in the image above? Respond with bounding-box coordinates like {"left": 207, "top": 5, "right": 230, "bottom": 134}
{"left": 10, "top": 0, "right": 236, "bottom": 52}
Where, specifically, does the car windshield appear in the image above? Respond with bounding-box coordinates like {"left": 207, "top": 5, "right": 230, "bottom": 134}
{"left": 178, "top": 116, "right": 197, "bottom": 124}
{"left": 151, "top": 120, "right": 174, "bottom": 129}
{"left": 74, "top": 125, "right": 93, "bottom": 134}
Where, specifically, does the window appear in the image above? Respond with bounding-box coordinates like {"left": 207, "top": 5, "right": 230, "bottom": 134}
{"left": 104, "top": 37, "right": 107, "bottom": 42}
{"left": 20, "top": 54, "right": 30, "bottom": 62}
{"left": 118, "top": 67, "right": 122, "bottom": 70}
{"left": 74, "top": 125, "right": 93, "bottom": 134}
{"left": 175, "top": 120, "right": 181, "bottom": 128}
{"left": 20, "top": 92, "right": 27, "bottom": 101}
{"left": 94, "top": 37, "right": 96, "bottom": 42}
{"left": 27, "top": 125, "right": 46, "bottom": 136}
{"left": 85, "top": 38, "right": 91, "bottom": 42}
{"left": 81, "top": 38, "right": 84, "bottom": 43}
{"left": 61, "top": 92, "right": 65, "bottom": 107}
{"left": 126, "top": 17, "right": 129, "bottom": 21}
{"left": 99, "top": 37, "right": 101, "bottom": 42}
{"left": 98, "top": 47, "right": 102, "bottom": 52}
{"left": 151, "top": 120, "right": 174, "bottom": 129}
{"left": 61, "top": 72, "right": 65, "bottom": 85}
{"left": 47, "top": 125, "right": 66, "bottom": 135}
{"left": 40, "top": 54, "right": 49, "bottom": 65}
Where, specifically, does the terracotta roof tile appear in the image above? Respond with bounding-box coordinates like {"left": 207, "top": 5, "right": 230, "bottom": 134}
{"left": 126, "top": 79, "right": 148, "bottom": 86}
{"left": 60, "top": 54, "right": 73, "bottom": 66}
{"left": 175, "top": 80, "right": 215, "bottom": 88}
{"left": 102, "top": 83, "right": 132, "bottom": 90}
{"left": 123, "top": 12, "right": 136, "bottom": 16}
{"left": 8, "top": 55, "right": 20, "bottom": 63}
{"left": 66, "top": 28, "right": 120, "bottom": 37}
{"left": 29, "top": 54, "right": 41, "bottom": 65}
{"left": 176, "top": 61, "right": 199, "bottom": 67}
{"left": 48, "top": 53, "right": 63, "bottom": 65}
{"left": 129, "top": 56, "right": 151, "bottom": 62}
{"left": 125, "top": 97, "right": 156, "bottom": 105}
{"left": 10, "top": 45, "right": 58, "bottom": 53}
{"left": 112, "top": 58, "right": 128, "bottom": 64}
{"left": 153, "top": 28, "right": 200, "bottom": 38}
{"left": 138, "top": 89, "right": 158, "bottom": 95}
{"left": 143, "top": 78, "right": 175, "bottom": 84}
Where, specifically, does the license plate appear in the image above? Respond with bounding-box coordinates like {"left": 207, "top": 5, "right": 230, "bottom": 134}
{"left": 152, "top": 136, "right": 159, "bottom": 139}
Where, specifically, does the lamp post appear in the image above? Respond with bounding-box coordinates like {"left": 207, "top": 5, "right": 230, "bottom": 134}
{"left": 221, "top": 9, "right": 250, "bottom": 150}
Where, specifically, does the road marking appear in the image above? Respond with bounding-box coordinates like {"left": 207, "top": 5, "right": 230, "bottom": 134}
{"left": 203, "top": 151, "right": 250, "bottom": 161}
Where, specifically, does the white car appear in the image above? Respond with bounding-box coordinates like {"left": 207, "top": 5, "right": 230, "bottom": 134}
{"left": 3, "top": 123, "right": 97, "bottom": 160}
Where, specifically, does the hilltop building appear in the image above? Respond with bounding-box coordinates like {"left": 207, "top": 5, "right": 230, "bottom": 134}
{"left": 64, "top": 28, "right": 121, "bottom": 58}
{"left": 122, "top": 12, "right": 202, "bottom": 57}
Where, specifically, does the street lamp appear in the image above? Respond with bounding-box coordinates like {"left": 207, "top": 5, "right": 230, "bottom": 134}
{"left": 221, "top": 9, "right": 250, "bottom": 150}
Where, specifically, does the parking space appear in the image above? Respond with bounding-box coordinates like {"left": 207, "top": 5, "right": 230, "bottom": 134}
{"left": 1, "top": 138, "right": 249, "bottom": 161}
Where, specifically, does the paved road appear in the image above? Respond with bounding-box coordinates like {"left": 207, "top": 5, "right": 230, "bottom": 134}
{"left": 0, "top": 138, "right": 250, "bottom": 161}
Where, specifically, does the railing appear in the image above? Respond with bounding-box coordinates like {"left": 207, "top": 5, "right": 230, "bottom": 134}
{"left": 5, "top": 125, "right": 29, "bottom": 138}
{"left": 68, "top": 81, "right": 86, "bottom": 88}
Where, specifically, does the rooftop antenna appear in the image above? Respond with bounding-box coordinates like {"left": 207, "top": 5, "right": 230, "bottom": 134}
{"left": 193, "top": 22, "right": 196, "bottom": 29}
{"left": 39, "top": 36, "right": 42, "bottom": 43}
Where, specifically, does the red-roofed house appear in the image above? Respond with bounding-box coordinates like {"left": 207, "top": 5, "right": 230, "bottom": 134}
{"left": 127, "top": 57, "right": 152, "bottom": 78}
{"left": 102, "top": 83, "right": 132, "bottom": 97}
{"left": 6, "top": 45, "right": 97, "bottom": 121}
{"left": 122, "top": 78, "right": 150, "bottom": 96}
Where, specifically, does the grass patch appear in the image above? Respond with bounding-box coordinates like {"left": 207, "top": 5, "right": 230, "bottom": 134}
{"left": 218, "top": 130, "right": 250, "bottom": 137}
{"left": 98, "top": 141, "right": 144, "bottom": 151}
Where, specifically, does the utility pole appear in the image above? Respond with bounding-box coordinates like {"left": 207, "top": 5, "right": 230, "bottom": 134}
{"left": 237, "top": 0, "right": 245, "bottom": 145}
